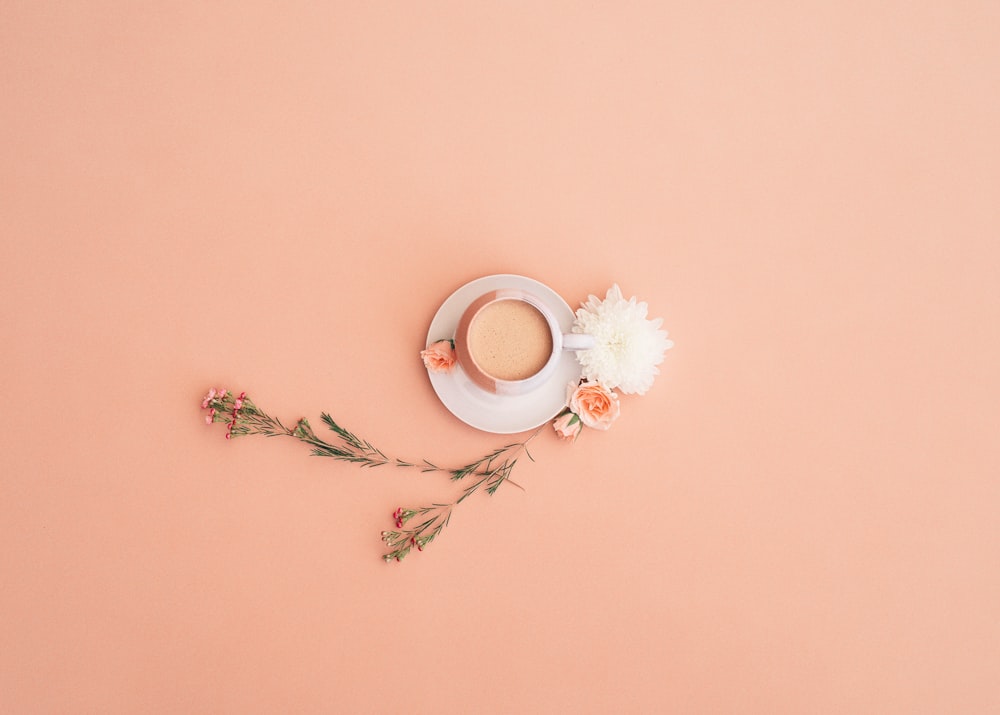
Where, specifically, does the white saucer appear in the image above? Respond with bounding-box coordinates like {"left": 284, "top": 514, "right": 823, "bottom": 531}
{"left": 425, "top": 274, "right": 583, "bottom": 434}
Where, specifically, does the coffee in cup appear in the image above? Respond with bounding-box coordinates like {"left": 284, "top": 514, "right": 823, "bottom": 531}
{"left": 467, "top": 299, "right": 553, "bottom": 381}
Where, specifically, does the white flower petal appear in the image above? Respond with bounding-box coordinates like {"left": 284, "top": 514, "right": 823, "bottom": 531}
{"left": 571, "top": 285, "right": 673, "bottom": 395}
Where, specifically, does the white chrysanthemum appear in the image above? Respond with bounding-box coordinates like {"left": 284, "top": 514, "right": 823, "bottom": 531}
{"left": 571, "top": 285, "right": 673, "bottom": 395}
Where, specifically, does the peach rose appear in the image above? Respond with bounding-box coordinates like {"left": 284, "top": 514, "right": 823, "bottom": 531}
{"left": 421, "top": 339, "right": 456, "bottom": 373}
{"left": 552, "top": 411, "right": 582, "bottom": 440}
{"left": 568, "top": 381, "right": 620, "bottom": 430}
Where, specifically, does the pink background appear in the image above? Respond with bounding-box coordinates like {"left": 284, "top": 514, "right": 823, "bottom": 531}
{"left": 2, "top": 2, "right": 998, "bottom": 713}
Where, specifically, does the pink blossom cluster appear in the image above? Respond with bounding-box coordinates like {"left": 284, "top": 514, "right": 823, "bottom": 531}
{"left": 225, "top": 391, "right": 247, "bottom": 439}
{"left": 201, "top": 387, "right": 248, "bottom": 439}
{"left": 201, "top": 387, "right": 227, "bottom": 424}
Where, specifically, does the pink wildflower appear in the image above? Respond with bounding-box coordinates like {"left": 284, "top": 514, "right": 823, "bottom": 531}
{"left": 201, "top": 388, "right": 217, "bottom": 409}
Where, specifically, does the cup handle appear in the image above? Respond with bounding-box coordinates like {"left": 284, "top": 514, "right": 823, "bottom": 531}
{"left": 562, "top": 333, "right": 596, "bottom": 351}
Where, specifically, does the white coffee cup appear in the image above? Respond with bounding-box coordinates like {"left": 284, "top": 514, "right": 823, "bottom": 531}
{"left": 454, "top": 288, "right": 594, "bottom": 396}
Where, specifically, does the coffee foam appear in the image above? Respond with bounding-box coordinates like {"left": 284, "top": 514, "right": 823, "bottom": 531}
{"left": 468, "top": 300, "right": 552, "bottom": 381}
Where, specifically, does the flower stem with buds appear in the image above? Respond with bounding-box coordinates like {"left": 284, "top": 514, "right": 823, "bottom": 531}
{"left": 201, "top": 388, "right": 539, "bottom": 562}
{"left": 380, "top": 432, "right": 537, "bottom": 561}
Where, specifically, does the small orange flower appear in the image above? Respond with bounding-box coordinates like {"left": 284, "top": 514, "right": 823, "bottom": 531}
{"left": 421, "top": 340, "right": 456, "bottom": 373}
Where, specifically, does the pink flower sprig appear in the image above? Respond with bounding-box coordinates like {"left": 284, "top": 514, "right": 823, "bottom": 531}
{"left": 201, "top": 387, "right": 395, "bottom": 464}
{"left": 381, "top": 505, "right": 448, "bottom": 562}
{"left": 200, "top": 388, "right": 538, "bottom": 562}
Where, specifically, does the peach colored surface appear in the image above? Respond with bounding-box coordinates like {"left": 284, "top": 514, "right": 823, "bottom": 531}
{"left": 2, "top": 2, "right": 999, "bottom": 713}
